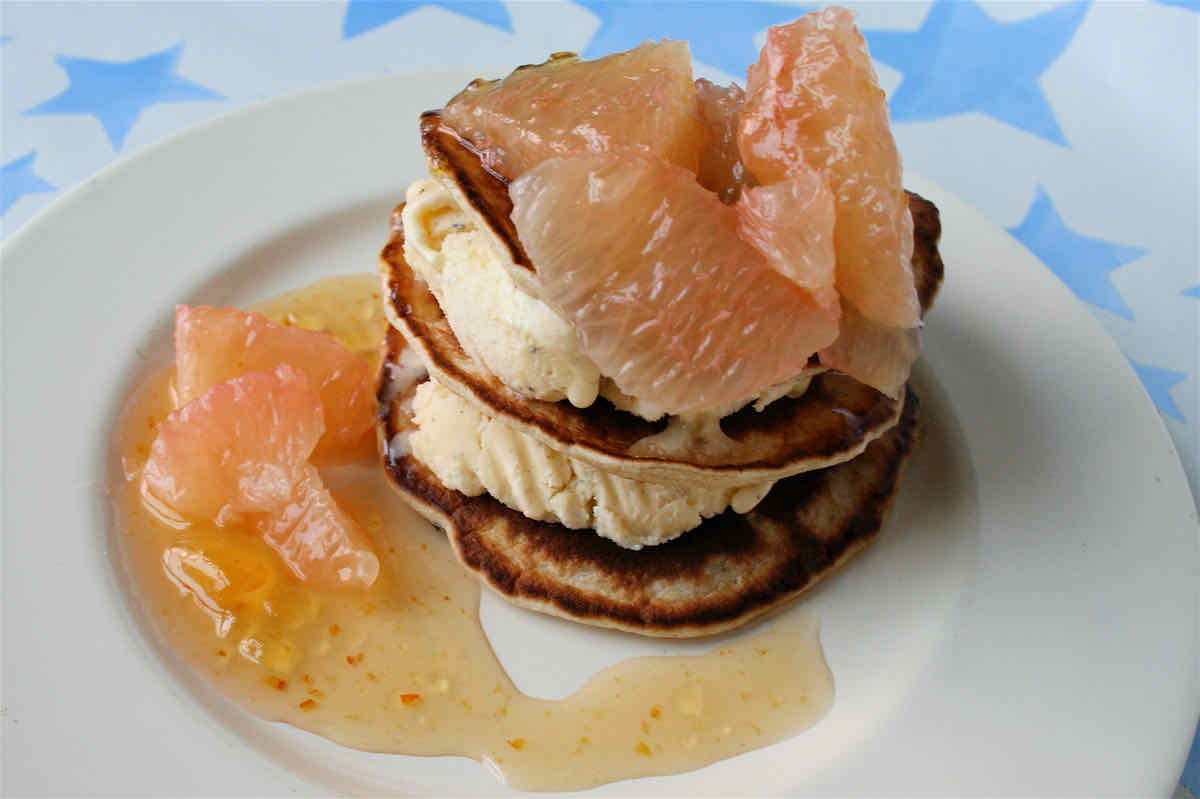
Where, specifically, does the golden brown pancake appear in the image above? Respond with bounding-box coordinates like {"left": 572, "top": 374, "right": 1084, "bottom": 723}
{"left": 382, "top": 114, "right": 942, "bottom": 488}
{"left": 377, "top": 325, "right": 921, "bottom": 637}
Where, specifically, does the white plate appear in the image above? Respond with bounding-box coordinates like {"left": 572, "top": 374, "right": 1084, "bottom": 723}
{"left": 3, "top": 71, "right": 1197, "bottom": 796}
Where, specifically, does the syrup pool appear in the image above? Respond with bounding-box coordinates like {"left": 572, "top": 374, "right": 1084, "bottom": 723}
{"left": 110, "top": 273, "right": 834, "bottom": 791}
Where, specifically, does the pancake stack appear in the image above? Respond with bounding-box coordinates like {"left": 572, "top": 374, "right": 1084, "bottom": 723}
{"left": 376, "top": 109, "right": 943, "bottom": 639}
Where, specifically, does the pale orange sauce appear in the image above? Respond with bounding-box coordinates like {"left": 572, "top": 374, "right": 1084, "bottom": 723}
{"left": 111, "top": 274, "right": 834, "bottom": 791}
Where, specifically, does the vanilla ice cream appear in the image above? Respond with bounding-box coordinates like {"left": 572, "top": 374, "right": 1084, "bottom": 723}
{"left": 406, "top": 380, "right": 773, "bottom": 548}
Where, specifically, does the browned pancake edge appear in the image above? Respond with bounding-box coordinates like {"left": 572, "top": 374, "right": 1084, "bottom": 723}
{"left": 376, "top": 338, "right": 921, "bottom": 638}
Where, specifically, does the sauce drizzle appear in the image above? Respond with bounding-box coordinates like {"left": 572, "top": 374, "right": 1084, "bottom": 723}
{"left": 111, "top": 274, "right": 834, "bottom": 791}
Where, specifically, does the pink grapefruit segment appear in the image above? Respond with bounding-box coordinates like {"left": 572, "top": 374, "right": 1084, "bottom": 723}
{"left": 441, "top": 42, "right": 704, "bottom": 180}
{"left": 510, "top": 151, "right": 838, "bottom": 414}
{"left": 143, "top": 363, "right": 379, "bottom": 590}
{"left": 174, "top": 305, "right": 375, "bottom": 463}
{"left": 739, "top": 7, "right": 920, "bottom": 330}
{"left": 818, "top": 302, "right": 919, "bottom": 398}
{"left": 694, "top": 78, "right": 753, "bottom": 204}
{"left": 737, "top": 173, "right": 838, "bottom": 311}
{"left": 257, "top": 465, "right": 380, "bottom": 590}
{"left": 142, "top": 365, "right": 325, "bottom": 525}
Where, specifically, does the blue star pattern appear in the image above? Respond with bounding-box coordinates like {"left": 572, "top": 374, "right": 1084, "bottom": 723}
{"left": 24, "top": 43, "right": 223, "bottom": 151}
{"left": 576, "top": 1, "right": 813, "bottom": 78}
{"left": 342, "top": 1, "right": 513, "bottom": 38}
{"left": 864, "top": 0, "right": 1088, "bottom": 145}
{"left": 1129, "top": 359, "right": 1187, "bottom": 422}
{"left": 1, "top": 36, "right": 12, "bottom": 45}
{"left": 1184, "top": 729, "right": 1200, "bottom": 796}
{"left": 1, "top": 151, "right": 56, "bottom": 216}
{"left": 1158, "top": 0, "right": 1199, "bottom": 9}
{"left": 1183, "top": 285, "right": 1200, "bottom": 299}
{"left": 1008, "top": 186, "right": 1146, "bottom": 319}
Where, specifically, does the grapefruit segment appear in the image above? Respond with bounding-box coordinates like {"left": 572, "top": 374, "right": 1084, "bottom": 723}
{"left": 739, "top": 7, "right": 920, "bottom": 330}
{"left": 510, "top": 151, "right": 838, "bottom": 414}
{"left": 441, "top": 42, "right": 704, "bottom": 180}
{"left": 737, "top": 173, "right": 838, "bottom": 311}
{"left": 694, "top": 78, "right": 753, "bottom": 204}
{"left": 143, "top": 363, "right": 379, "bottom": 590}
{"left": 818, "top": 301, "right": 920, "bottom": 399}
{"left": 174, "top": 305, "right": 375, "bottom": 463}
{"left": 142, "top": 365, "right": 325, "bottom": 525}
{"left": 256, "top": 465, "right": 380, "bottom": 589}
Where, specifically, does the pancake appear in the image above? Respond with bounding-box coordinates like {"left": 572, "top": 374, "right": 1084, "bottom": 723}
{"left": 382, "top": 113, "right": 942, "bottom": 488}
{"left": 380, "top": 198, "right": 938, "bottom": 488}
{"left": 377, "top": 325, "right": 921, "bottom": 637}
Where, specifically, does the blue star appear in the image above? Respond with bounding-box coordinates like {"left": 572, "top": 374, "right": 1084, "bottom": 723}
{"left": 1183, "top": 726, "right": 1200, "bottom": 798}
{"left": 24, "top": 43, "right": 223, "bottom": 151}
{"left": 342, "top": 1, "right": 513, "bottom": 38}
{"left": 1183, "top": 285, "right": 1200, "bottom": 299}
{"left": 1158, "top": 0, "right": 1198, "bottom": 10}
{"left": 576, "top": 1, "right": 814, "bottom": 79}
{"left": 1, "top": 36, "right": 12, "bottom": 46}
{"left": 2, "top": 151, "right": 56, "bottom": 216}
{"left": 864, "top": 0, "right": 1088, "bottom": 146}
{"left": 1008, "top": 186, "right": 1146, "bottom": 319}
{"left": 1128, "top": 359, "right": 1187, "bottom": 422}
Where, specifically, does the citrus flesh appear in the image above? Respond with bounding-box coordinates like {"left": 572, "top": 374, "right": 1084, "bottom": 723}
{"left": 174, "top": 305, "right": 375, "bottom": 463}
{"left": 509, "top": 151, "right": 838, "bottom": 414}
{"left": 143, "top": 363, "right": 379, "bottom": 589}
{"left": 256, "top": 464, "right": 380, "bottom": 590}
{"left": 737, "top": 173, "right": 839, "bottom": 309}
{"left": 451, "top": 7, "right": 920, "bottom": 405}
{"left": 817, "top": 302, "right": 920, "bottom": 398}
{"left": 142, "top": 364, "right": 325, "bottom": 525}
{"left": 694, "top": 78, "right": 753, "bottom": 204}
{"left": 441, "top": 41, "right": 704, "bottom": 180}
{"left": 739, "top": 7, "right": 920, "bottom": 331}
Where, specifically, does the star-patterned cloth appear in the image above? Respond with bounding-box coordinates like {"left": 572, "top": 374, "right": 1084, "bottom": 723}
{"left": 1, "top": 151, "right": 55, "bottom": 216}
{"left": 576, "top": 0, "right": 813, "bottom": 76}
{"left": 1130, "top": 359, "right": 1188, "bottom": 422}
{"left": 864, "top": 0, "right": 1088, "bottom": 145}
{"left": 1, "top": 1, "right": 1197, "bottom": 791}
{"left": 1008, "top": 186, "right": 1148, "bottom": 320}
{"left": 342, "top": 0, "right": 513, "bottom": 38}
{"left": 24, "top": 43, "right": 223, "bottom": 151}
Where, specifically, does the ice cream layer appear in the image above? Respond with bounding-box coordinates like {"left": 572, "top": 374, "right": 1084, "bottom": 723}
{"left": 407, "top": 380, "right": 774, "bottom": 549}
{"left": 403, "top": 179, "right": 602, "bottom": 408}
